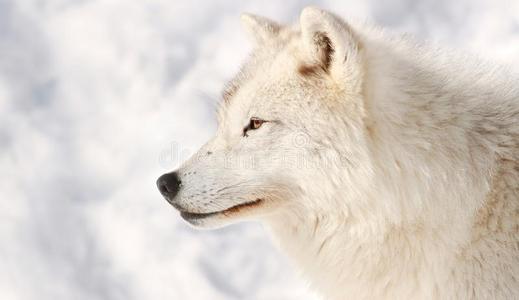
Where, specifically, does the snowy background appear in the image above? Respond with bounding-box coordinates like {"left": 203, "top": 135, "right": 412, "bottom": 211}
{"left": 1, "top": 1, "right": 518, "bottom": 299}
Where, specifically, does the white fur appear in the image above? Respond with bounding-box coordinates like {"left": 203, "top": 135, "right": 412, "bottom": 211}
{"left": 168, "top": 7, "right": 519, "bottom": 299}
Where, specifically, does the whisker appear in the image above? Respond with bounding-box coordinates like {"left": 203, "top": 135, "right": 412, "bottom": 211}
{"left": 215, "top": 179, "right": 257, "bottom": 193}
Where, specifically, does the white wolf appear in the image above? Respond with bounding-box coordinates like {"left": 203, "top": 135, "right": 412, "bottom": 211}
{"left": 157, "top": 7, "right": 519, "bottom": 299}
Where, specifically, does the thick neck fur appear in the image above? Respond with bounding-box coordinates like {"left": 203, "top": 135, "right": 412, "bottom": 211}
{"left": 266, "top": 27, "right": 519, "bottom": 300}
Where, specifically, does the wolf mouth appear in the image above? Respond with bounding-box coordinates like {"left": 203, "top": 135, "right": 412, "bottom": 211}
{"left": 180, "top": 199, "right": 263, "bottom": 221}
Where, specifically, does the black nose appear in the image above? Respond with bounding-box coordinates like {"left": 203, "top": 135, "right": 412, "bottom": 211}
{"left": 157, "top": 172, "right": 181, "bottom": 200}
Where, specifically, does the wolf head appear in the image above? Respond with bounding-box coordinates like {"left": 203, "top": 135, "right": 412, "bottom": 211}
{"left": 158, "top": 7, "right": 373, "bottom": 228}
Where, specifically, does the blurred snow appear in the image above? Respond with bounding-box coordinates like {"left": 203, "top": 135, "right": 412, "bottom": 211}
{"left": 0, "top": 1, "right": 518, "bottom": 299}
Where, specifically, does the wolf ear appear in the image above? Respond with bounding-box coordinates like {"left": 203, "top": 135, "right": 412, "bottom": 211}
{"left": 241, "top": 13, "right": 280, "bottom": 44}
{"left": 299, "top": 7, "right": 361, "bottom": 80}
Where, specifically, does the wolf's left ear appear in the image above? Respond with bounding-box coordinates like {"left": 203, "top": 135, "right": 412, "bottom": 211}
{"left": 241, "top": 13, "right": 281, "bottom": 44}
{"left": 299, "top": 7, "right": 361, "bottom": 81}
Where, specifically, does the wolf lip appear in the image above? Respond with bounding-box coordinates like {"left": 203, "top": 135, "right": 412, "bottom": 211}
{"left": 180, "top": 210, "right": 219, "bottom": 220}
{"left": 179, "top": 199, "right": 263, "bottom": 221}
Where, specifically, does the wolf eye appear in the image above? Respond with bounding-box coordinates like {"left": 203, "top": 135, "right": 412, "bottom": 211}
{"left": 243, "top": 117, "right": 266, "bottom": 137}
{"left": 251, "top": 118, "right": 264, "bottom": 130}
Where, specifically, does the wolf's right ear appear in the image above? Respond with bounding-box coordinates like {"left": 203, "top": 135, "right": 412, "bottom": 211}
{"left": 299, "top": 7, "right": 361, "bottom": 83}
{"left": 241, "top": 13, "right": 280, "bottom": 44}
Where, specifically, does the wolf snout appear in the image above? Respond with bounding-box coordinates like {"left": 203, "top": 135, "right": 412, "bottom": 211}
{"left": 157, "top": 172, "right": 182, "bottom": 204}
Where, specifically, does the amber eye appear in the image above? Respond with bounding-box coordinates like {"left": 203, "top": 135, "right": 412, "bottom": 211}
{"left": 251, "top": 118, "right": 264, "bottom": 130}
{"left": 243, "top": 117, "right": 266, "bottom": 137}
